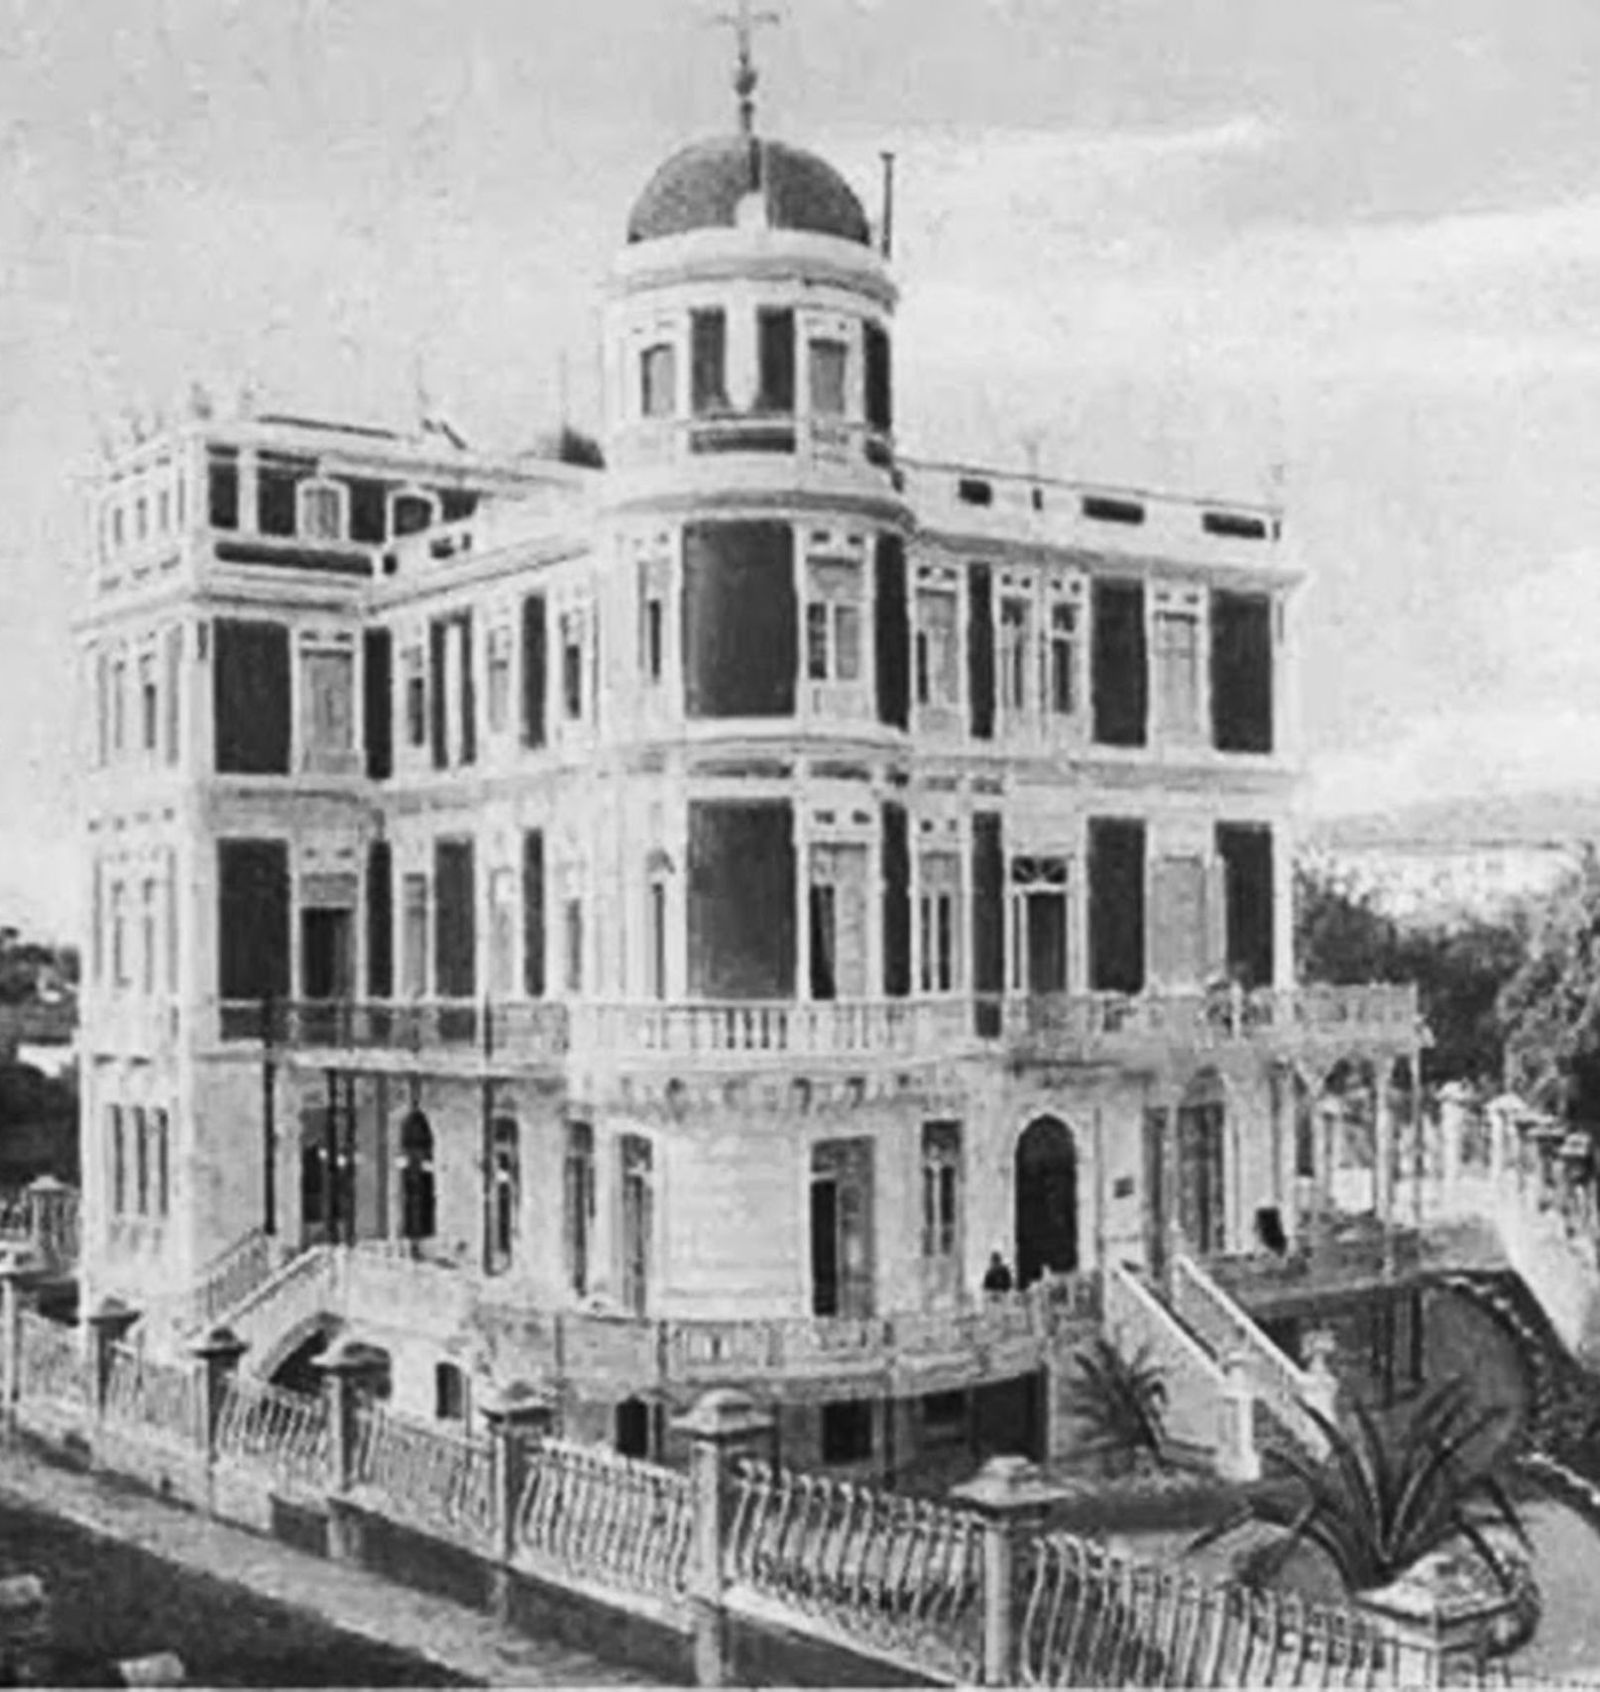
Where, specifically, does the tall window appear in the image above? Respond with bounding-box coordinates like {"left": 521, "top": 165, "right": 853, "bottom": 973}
{"left": 620, "top": 1135, "right": 653, "bottom": 1316}
{"left": 915, "top": 590, "right": 959, "bottom": 708}
{"left": 489, "top": 869, "right": 517, "bottom": 998}
{"left": 809, "top": 339, "right": 849, "bottom": 416}
{"left": 140, "top": 879, "right": 157, "bottom": 994}
{"left": 640, "top": 343, "right": 676, "bottom": 418}
{"left": 486, "top": 627, "right": 512, "bottom": 733}
{"left": 109, "top": 1105, "right": 126, "bottom": 1216}
{"left": 94, "top": 654, "right": 110, "bottom": 766}
{"left": 918, "top": 854, "right": 959, "bottom": 993}
{"left": 139, "top": 653, "right": 158, "bottom": 752}
{"left": 111, "top": 883, "right": 128, "bottom": 987}
{"left": 646, "top": 877, "right": 668, "bottom": 1000}
{"left": 921, "top": 1121, "right": 962, "bottom": 1263}
{"left": 805, "top": 560, "right": 863, "bottom": 683}
{"left": 207, "top": 448, "right": 240, "bottom": 530}
{"left": 1048, "top": 602, "right": 1078, "bottom": 717}
{"left": 756, "top": 307, "right": 796, "bottom": 414}
{"left": 152, "top": 1108, "right": 170, "bottom": 1218}
{"left": 301, "top": 648, "right": 355, "bottom": 765}
{"left": 561, "top": 612, "right": 584, "bottom": 720}
{"left": 563, "top": 898, "right": 584, "bottom": 994}
{"left": 403, "top": 645, "right": 427, "bottom": 748}
{"left": 133, "top": 1105, "right": 149, "bottom": 1216}
{"left": 690, "top": 309, "right": 727, "bottom": 414}
{"left": 999, "top": 598, "right": 1030, "bottom": 714}
{"left": 401, "top": 874, "right": 428, "bottom": 998}
{"left": 111, "top": 659, "right": 127, "bottom": 754}
{"left": 298, "top": 482, "right": 343, "bottom": 541}
{"left": 640, "top": 586, "right": 664, "bottom": 685}
{"left": 491, "top": 1116, "right": 519, "bottom": 1271}
{"left": 563, "top": 1122, "right": 596, "bottom": 1297}
{"left": 1155, "top": 609, "right": 1201, "bottom": 739}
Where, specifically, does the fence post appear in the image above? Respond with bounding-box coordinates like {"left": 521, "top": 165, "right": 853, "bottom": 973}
{"left": 480, "top": 1381, "right": 556, "bottom": 1627}
{"left": 85, "top": 1296, "right": 139, "bottom": 1426}
{"left": 1216, "top": 1352, "right": 1261, "bottom": 1483}
{"left": 0, "top": 1245, "right": 33, "bottom": 1437}
{"left": 951, "top": 1454, "right": 1071, "bottom": 1687}
{"left": 673, "top": 1388, "right": 774, "bottom": 1688}
{"left": 190, "top": 1325, "right": 247, "bottom": 1484}
{"left": 314, "top": 1335, "right": 386, "bottom": 1566}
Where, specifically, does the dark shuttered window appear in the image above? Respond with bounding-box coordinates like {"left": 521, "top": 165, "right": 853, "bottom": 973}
{"left": 522, "top": 829, "right": 545, "bottom": 999}
{"left": 1088, "top": 818, "right": 1146, "bottom": 994}
{"left": 217, "top": 840, "right": 290, "bottom": 1007}
{"left": 691, "top": 309, "right": 728, "bottom": 415}
{"left": 865, "top": 323, "right": 893, "bottom": 433}
{"left": 213, "top": 619, "right": 291, "bottom": 775}
{"left": 757, "top": 308, "right": 796, "bottom": 414}
{"left": 366, "top": 840, "right": 393, "bottom": 998}
{"left": 1092, "top": 580, "right": 1148, "bottom": 749}
{"left": 363, "top": 629, "right": 393, "bottom": 781}
{"left": 429, "top": 618, "right": 449, "bottom": 769}
{"left": 682, "top": 521, "right": 797, "bottom": 719}
{"left": 874, "top": 534, "right": 910, "bottom": 730}
{"left": 972, "top": 812, "right": 1004, "bottom": 1036}
{"left": 433, "top": 839, "right": 476, "bottom": 1000}
{"left": 882, "top": 802, "right": 911, "bottom": 998}
{"left": 687, "top": 801, "right": 795, "bottom": 1000}
{"left": 522, "top": 594, "right": 548, "bottom": 749}
{"left": 967, "top": 565, "right": 995, "bottom": 741}
{"left": 1217, "top": 823, "right": 1275, "bottom": 988}
{"left": 458, "top": 612, "right": 477, "bottom": 767}
{"left": 1211, "top": 591, "right": 1274, "bottom": 754}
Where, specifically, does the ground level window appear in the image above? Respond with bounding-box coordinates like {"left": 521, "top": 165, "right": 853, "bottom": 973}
{"left": 434, "top": 1362, "right": 466, "bottom": 1421}
{"left": 921, "top": 1390, "right": 967, "bottom": 1435}
{"left": 615, "top": 1396, "right": 652, "bottom": 1459}
{"left": 821, "top": 1399, "right": 874, "bottom": 1465}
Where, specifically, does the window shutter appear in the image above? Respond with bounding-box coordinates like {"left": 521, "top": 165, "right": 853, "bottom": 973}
{"left": 972, "top": 812, "right": 1004, "bottom": 1035}
{"left": 432, "top": 838, "right": 476, "bottom": 999}
{"left": 874, "top": 534, "right": 909, "bottom": 730}
{"left": 521, "top": 594, "right": 547, "bottom": 749}
{"left": 216, "top": 840, "right": 291, "bottom": 1005}
{"left": 363, "top": 628, "right": 393, "bottom": 781}
{"left": 881, "top": 802, "right": 911, "bottom": 998}
{"left": 458, "top": 613, "right": 477, "bottom": 766}
{"left": 967, "top": 565, "right": 995, "bottom": 741}
{"left": 213, "top": 620, "right": 291, "bottom": 775}
{"left": 366, "top": 839, "right": 393, "bottom": 998}
{"left": 1088, "top": 818, "right": 1146, "bottom": 994}
{"left": 1091, "top": 580, "right": 1149, "bottom": 749}
{"left": 428, "top": 618, "right": 448, "bottom": 769}
{"left": 522, "top": 829, "right": 546, "bottom": 999}
{"left": 757, "top": 308, "right": 796, "bottom": 413}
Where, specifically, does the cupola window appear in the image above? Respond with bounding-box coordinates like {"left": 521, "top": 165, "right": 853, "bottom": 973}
{"left": 809, "top": 339, "right": 849, "bottom": 417}
{"left": 690, "top": 309, "right": 728, "bottom": 415}
{"left": 298, "top": 480, "right": 345, "bottom": 543}
{"left": 756, "top": 308, "right": 796, "bottom": 414}
{"left": 640, "top": 343, "right": 677, "bottom": 419}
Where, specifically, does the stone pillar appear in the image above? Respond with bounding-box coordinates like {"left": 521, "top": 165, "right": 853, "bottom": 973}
{"left": 1318, "top": 1101, "right": 1340, "bottom": 1223}
{"left": 1302, "top": 1328, "right": 1341, "bottom": 1428}
{"left": 0, "top": 1246, "right": 34, "bottom": 1435}
{"left": 85, "top": 1297, "right": 139, "bottom": 1424}
{"left": 1437, "top": 1084, "right": 1466, "bottom": 1207}
{"left": 480, "top": 1381, "right": 557, "bottom": 1626}
{"left": 314, "top": 1335, "right": 388, "bottom": 1564}
{"left": 1372, "top": 1074, "right": 1395, "bottom": 1223}
{"left": 190, "top": 1325, "right": 247, "bottom": 1466}
{"left": 674, "top": 1388, "right": 775, "bottom": 1689}
{"left": 1217, "top": 1352, "right": 1261, "bottom": 1484}
{"left": 950, "top": 1455, "right": 1071, "bottom": 1688}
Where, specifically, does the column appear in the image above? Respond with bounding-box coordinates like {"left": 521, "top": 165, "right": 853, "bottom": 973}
{"left": 0, "top": 1247, "right": 29, "bottom": 1435}
{"left": 950, "top": 1456, "right": 1072, "bottom": 1687}
{"left": 1372, "top": 1066, "right": 1395, "bottom": 1223}
{"left": 674, "top": 1389, "right": 776, "bottom": 1688}
{"left": 190, "top": 1324, "right": 247, "bottom": 1482}
{"left": 315, "top": 1334, "right": 388, "bottom": 1564}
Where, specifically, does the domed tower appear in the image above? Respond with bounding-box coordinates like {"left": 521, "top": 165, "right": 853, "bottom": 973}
{"left": 598, "top": 29, "right": 915, "bottom": 1038}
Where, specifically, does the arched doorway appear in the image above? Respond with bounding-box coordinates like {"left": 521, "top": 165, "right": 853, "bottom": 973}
{"left": 399, "top": 1110, "right": 436, "bottom": 1242}
{"left": 1177, "top": 1072, "right": 1228, "bottom": 1256}
{"left": 1014, "top": 1116, "right": 1079, "bottom": 1286}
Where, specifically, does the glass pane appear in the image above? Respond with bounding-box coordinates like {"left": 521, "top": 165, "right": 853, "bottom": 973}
{"left": 809, "top": 340, "right": 848, "bottom": 415}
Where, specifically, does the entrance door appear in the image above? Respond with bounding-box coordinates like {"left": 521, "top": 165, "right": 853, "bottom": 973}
{"left": 1178, "top": 1081, "right": 1227, "bottom": 1255}
{"left": 1025, "top": 893, "right": 1068, "bottom": 995}
{"left": 1014, "top": 1117, "right": 1079, "bottom": 1286}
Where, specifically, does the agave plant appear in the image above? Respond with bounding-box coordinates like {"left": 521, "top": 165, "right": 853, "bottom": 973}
{"left": 1067, "top": 1336, "right": 1169, "bottom": 1474}
{"left": 1190, "top": 1378, "right": 1532, "bottom": 1596}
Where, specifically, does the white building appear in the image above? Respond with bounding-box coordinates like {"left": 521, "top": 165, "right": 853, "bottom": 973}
{"left": 76, "top": 61, "right": 1417, "bottom": 1476}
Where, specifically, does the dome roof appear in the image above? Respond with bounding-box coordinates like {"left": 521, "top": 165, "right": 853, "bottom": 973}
{"left": 627, "top": 136, "right": 872, "bottom": 247}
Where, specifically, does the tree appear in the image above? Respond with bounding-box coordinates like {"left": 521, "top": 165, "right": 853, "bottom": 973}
{"left": 1294, "top": 864, "right": 1527, "bottom": 1086}
{"left": 1500, "top": 847, "right": 1600, "bottom": 1124}
{"left": 1065, "top": 1336, "right": 1170, "bottom": 1474}
{"left": 1190, "top": 1380, "right": 1532, "bottom": 1597}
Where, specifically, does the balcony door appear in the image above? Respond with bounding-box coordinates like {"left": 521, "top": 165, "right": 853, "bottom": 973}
{"left": 1177, "top": 1073, "right": 1228, "bottom": 1256}
{"left": 301, "top": 907, "right": 354, "bottom": 1043}
{"left": 1015, "top": 1115, "right": 1079, "bottom": 1285}
{"left": 810, "top": 1139, "right": 874, "bottom": 1318}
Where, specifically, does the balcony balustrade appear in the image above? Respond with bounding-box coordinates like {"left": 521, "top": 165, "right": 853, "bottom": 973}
{"left": 610, "top": 415, "right": 894, "bottom": 479}
{"left": 215, "top": 982, "right": 1419, "bottom": 1071}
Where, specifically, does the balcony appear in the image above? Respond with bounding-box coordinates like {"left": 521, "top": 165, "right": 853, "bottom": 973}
{"left": 609, "top": 416, "right": 895, "bottom": 491}
{"left": 218, "top": 984, "right": 1421, "bottom": 1077}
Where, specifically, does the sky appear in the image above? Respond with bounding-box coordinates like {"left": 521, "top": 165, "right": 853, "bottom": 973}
{"left": 5, "top": 0, "right": 1600, "bottom": 936}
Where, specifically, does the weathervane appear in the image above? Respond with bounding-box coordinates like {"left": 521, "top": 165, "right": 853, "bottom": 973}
{"left": 713, "top": 0, "right": 781, "bottom": 135}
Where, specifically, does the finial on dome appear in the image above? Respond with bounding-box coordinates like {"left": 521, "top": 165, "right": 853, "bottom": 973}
{"left": 714, "top": 0, "right": 780, "bottom": 135}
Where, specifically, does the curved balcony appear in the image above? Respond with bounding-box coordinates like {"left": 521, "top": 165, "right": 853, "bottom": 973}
{"left": 608, "top": 415, "right": 899, "bottom": 504}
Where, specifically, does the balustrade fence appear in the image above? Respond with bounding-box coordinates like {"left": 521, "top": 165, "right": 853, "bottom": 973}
{"left": 0, "top": 1303, "right": 1569, "bottom": 1690}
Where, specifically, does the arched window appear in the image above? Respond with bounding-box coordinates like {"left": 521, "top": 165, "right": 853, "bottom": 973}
{"left": 400, "top": 1110, "right": 436, "bottom": 1241}
{"left": 491, "top": 1116, "right": 519, "bottom": 1271}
